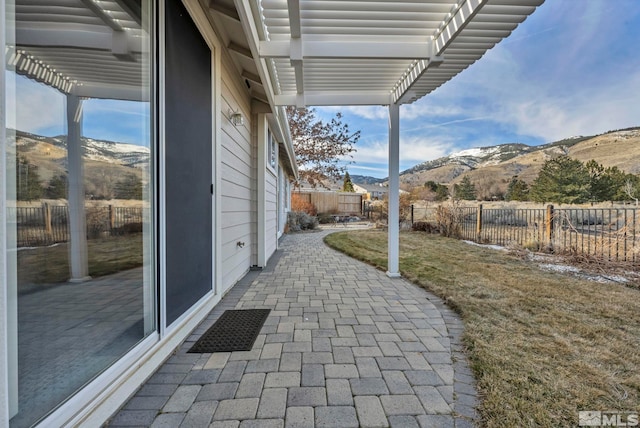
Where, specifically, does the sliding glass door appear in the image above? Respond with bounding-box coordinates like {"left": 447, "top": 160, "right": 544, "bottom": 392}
{"left": 4, "top": 1, "right": 156, "bottom": 426}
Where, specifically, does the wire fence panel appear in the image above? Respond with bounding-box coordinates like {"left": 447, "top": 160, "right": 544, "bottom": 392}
{"left": 459, "top": 207, "right": 477, "bottom": 241}
{"left": 411, "top": 204, "right": 639, "bottom": 265}
{"left": 553, "top": 208, "right": 638, "bottom": 264}
{"left": 50, "top": 205, "right": 69, "bottom": 244}
{"left": 13, "top": 203, "right": 145, "bottom": 247}
{"left": 479, "top": 208, "right": 546, "bottom": 248}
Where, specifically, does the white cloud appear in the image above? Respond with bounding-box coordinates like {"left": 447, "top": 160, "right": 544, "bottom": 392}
{"left": 401, "top": 116, "right": 493, "bottom": 134}
{"left": 6, "top": 73, "right": 65, "bottom": 134}
{"left": 399, "top": 136, "right": 455, "bottom": 164}
{"left": 350, "top": 136, "right": 455, "bottom": 167}
{"left": 483, "top": 65, "right": 640, "bottom": 142}
{"left": 400, "top": 102, "right": 465, "bottom": 120}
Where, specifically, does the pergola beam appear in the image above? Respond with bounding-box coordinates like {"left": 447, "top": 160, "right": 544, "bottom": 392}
{"left": 287, "top": 0, "right": 301, "bottom": 38}
{"left": 274, "top": 91, "right": 391, "bottom": 106}
{"left": 79, "top": 0, "right": 124, "bottom": 31}
{"left": 72, "top": 83, "right": 148, "bottom": 101}
{"left": 434, "top": 0, "right": 486, "bottom": 55}
{"left": 260, "top": 40, "right": 435, "bottom": 60}
{"left": 287, "top": 0, "right": 304, "bottom": 99}
{"left": 16, "top": 25, "right": 143, "bottom": 54}
{"left": 392, "top": 0, "right": 485, "bottom": 104}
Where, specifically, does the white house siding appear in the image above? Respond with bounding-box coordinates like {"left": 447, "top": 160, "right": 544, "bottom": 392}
{"left": 220, "top": 58, "right": 254, "bottom": 294}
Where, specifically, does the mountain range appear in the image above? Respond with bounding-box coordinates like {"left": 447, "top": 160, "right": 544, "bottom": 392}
{"left": 13, "top": 126, "right": 640, "bottom": 200}
{"left": 351, "top": 128, "right": 640, "bottom": 196}
{"left": 12, "top": 129, "right": 149, "bottom": 199}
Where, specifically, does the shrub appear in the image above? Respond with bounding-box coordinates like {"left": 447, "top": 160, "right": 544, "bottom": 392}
{"left": 85, "top": 206, "right": 109, "bottom": 239}
{"left": 412, "top": 221, "right": 439, "bottom": 233}
{"left": 317, "top": 213, "right": 335, "bottom": 224}
{"left": 287, "top": 211, "right": 318, "bottom": 231}
{"left": 291, "top": 193, "right": 317, "bottom": 215}
{"left": 435, "top": 203, "right": 463, "bottom": 238}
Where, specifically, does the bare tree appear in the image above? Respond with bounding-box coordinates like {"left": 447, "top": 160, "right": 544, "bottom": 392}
{"left": 287, "top": 107, "right": 359, "bottom": 188}
{"left": 624, "top": 179, "right": 638, "bottom": 206}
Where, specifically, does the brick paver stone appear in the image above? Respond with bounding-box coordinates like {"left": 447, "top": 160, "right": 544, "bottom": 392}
{"left": 112, "top": 230, "right": 478, "bottom": 428}
{"left": 181, "top": 400, "right": 217, "bottom": 427}
{"left": 213, "top": 398, "right": 259, "bottom": 421}
{"left": 162, "top": 385, "right": 201, "bottom": 413}
{"left": 355, "top": 396, "right": 389, "bottom": 428}
{"left": 314, "top": 406, "right": 359, "bottom": 428}
{"left": 380, "top": 395, "right": 426, "bottom": 416}
{"left": 286, "top": 387, "right": 327, "bottom": 407}
{"left": 326, "top": 379, "right": 353, "bottom": 406}
{"left": 257, "top": 388, "right": 287, "bottom": 419}
{"left": 285, "top": 407, "right": 313, "bottom": 428}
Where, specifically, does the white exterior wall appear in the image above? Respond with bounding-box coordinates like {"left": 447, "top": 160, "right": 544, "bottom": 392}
{"left": 220, "top": 57, "right": 253, "bottom": 293}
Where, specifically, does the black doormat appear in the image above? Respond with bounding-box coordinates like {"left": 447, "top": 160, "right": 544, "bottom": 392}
{"left": 188, "top": 309, "right": 271, "bottom": 353}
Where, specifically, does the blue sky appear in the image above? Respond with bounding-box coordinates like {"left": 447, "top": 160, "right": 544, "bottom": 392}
{"left": 316, "top": 0, "right": 640, "bottom": 178}
{"left": 8, "top": 1, "right": 640, "bottom": 177}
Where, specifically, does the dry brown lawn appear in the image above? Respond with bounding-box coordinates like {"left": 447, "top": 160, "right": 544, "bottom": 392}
{"left": 17, "top": 234, "right": 142, "bottom": 287}
{"left": 324, "top": 229, "right": 640, "bottom": 427}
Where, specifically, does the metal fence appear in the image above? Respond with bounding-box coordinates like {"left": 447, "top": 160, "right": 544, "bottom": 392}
{"left": 11, "top": 203, "right": 145, "bottom": 247}
{"left": 411, "top": 204, "right": 639, "bottom": 265}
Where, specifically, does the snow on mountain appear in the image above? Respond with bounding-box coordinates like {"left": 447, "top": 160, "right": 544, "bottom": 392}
{"left": 401, "top": 142, "right": 533, "bottom": 176}
{"left": 15, "top": 130, "right": 150, "bottom": 168}
{"left": 81, "top": 137, "right": 150, "bottom": 167}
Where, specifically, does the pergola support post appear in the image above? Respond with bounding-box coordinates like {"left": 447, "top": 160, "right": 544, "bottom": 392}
{"left": 66, "top": 94, "right": 91, "bottom": 282}
{"left": 387, "top": 103, "right": 401, "bottom": 278}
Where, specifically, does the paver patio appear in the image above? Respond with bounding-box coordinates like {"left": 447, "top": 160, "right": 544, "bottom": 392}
{"left": 108, "top": 228, "right": 478, "bottom": 427}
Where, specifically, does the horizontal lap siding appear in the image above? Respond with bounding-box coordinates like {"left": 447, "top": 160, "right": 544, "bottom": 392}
{"left": 220, "top": 60, "right": 253, "bottom": 293}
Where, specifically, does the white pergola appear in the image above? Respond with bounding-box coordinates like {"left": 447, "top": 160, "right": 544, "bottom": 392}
{"left": 7, "top": 0, "right": 150, "bottom": 282}
{"left": 234, "top": 0, "right": 544, "bottom": 276}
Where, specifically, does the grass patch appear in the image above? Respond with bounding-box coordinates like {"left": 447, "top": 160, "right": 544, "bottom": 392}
{"left": 324, "top": 230, "right": 640, "bottom": 427}
{"left": 17, "top": 234, "right": 143, "bottom": 286}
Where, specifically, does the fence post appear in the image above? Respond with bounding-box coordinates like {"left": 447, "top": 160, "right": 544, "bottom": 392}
{"left": 109, "top": 205, "right": 115, "bottom": 233}
{"left": 411, "top": 204, "right": 414, "bottom": 225}
{"left": 545, "top": 204, "right": 554, "bottom": 250}
{"left": 43, "top": 202, "right": 52, "bottom": 239}
{"left": 476, "top": 204, "right": 483, "bottom": 242}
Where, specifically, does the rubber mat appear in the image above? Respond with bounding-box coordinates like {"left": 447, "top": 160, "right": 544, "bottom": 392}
{"left": 188, "top": 309, "right": 271, "bottom": 353}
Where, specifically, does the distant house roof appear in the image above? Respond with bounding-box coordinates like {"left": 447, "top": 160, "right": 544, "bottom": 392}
{"left": 295, "top": 178, "right": 342, "bottom": 192}
{"left": 357, "top": 184, "right": 389, "bottom": 193}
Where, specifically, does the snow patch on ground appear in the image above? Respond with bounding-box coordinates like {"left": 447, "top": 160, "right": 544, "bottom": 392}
{"left": 538, "top": 263, "right": 581, "bottom": 274}
{"left": 462, "top": 240, "right": 507, "bottom": 252}
{"left": 462, "top": 240, "right": 633, "bottom": 285}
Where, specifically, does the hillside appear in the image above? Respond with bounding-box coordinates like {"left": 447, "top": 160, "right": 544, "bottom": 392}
{"left": 396, "top": 128, "right": 640, "bottom": 195}
{"left": 12, "top": 129, "right": 150, "bottom": 199}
